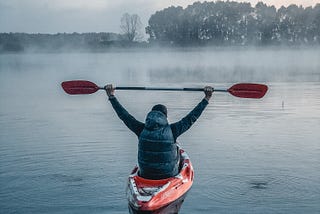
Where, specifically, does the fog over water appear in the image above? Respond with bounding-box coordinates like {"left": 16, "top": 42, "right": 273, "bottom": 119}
{"left": 0, "top": 48, "right": 319, "bottom": 213}
{"left": 1, "top": 47, "right": 319, "bottom": 84}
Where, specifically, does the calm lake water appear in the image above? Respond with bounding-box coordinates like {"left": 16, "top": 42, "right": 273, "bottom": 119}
{"left": 0, "top": 48, "right": 320, "bottom": 213}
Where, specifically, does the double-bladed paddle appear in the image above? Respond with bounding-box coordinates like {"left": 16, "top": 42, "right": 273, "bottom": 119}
{"left": 61, "top": 80, "right": 268, "bottom": 99}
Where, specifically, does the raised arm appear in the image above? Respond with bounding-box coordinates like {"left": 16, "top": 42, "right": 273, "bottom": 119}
{"left": 105, "top": 84, "right": 144, "bottom": 137}
{"left": 170, "top": 86, "right": 213, "bottom": 140}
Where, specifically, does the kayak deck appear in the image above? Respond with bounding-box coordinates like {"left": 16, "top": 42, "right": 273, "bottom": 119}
{"left": 126, "top": 148, "right": 194, "bottom": 212}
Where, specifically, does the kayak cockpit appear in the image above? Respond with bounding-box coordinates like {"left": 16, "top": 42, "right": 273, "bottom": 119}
{"left": 126, "top": 147, "right": 194, "bottom": 212}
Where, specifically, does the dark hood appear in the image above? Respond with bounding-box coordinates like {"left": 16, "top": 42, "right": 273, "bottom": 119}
{"left": 144, "top": 110, "right": 168, "bottom": 130}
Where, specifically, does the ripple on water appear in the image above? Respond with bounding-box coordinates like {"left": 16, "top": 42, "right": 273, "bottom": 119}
{"left": 49, "top": 173, "right": 85, "bottom": 183}
{"left": 197, "top": 173, "right": 320, "bottom": 206}
{"left": 1, "top": 172, "right": 126, "bottom": 210}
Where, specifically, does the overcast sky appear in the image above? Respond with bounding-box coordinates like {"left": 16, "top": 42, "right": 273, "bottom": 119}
{"left": 0, "top": 0, "right": 318, "bottom": 34}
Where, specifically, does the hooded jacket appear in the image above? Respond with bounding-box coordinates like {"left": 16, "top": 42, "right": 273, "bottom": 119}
{"left": 108, "top": 96, "right": 208, "bottom": 179}
{"left": 138, "top": 111, "right": 179, "bottom": 179}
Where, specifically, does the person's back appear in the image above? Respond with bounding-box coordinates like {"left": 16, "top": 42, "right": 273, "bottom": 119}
{"left": 105, "top": 85, "right": 213, "bottom": 179}
{"left": 138, "top": 110, "right": 179, "bottom": 179}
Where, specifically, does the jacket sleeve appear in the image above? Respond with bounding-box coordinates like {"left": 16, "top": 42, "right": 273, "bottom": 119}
{"left": 170, "top": 98, "right": 209, "bottom": 140}
{"left": 108, "top": 96, "right": 145, "bottom": 137}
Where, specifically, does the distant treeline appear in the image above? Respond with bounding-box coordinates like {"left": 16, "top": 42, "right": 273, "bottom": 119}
{"left": 146, "top": 1, "right": 320, "bottom": 46}
{"left": 0, "top": 32, "right": 147, "bottom": 53}
{"left": 1, "top": 1, "right": 320, "bottom": 53}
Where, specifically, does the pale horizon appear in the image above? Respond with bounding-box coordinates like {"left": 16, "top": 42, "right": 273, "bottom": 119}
{"left": 0, "top": 0, "right": 318, "bottom": 34}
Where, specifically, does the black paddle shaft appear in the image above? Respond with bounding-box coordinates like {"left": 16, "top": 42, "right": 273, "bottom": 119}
{"left": 114, "top": 86, "right": 226, "bottom": 92}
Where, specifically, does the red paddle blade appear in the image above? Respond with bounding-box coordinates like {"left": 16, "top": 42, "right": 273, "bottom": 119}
{"left": 228, "top": 83, "right": 268, "bottom": 99}
{"left": 61, "top": 80, "right": 100, "bottom": 95}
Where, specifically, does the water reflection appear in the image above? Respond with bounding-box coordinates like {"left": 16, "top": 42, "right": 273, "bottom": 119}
{"left": 128, "top": 194, "right": 187, "bottom": 214}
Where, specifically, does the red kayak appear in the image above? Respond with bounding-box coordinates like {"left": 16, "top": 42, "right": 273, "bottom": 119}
{"left": 126, "top": 147, "right": 194, "bottom": 213}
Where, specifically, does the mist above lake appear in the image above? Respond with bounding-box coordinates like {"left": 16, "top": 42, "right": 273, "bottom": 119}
{"left": 1, "top": 47, "right": 319, "bottom": 85}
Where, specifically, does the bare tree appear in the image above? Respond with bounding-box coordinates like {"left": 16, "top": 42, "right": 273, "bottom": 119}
{"left": 120, "top": 13, "right": 143, "bottom": 42}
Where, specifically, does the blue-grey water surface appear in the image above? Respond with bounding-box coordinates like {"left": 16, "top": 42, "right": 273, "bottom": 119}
{"left": 0, "top": 48, "right": 320, "bottom": 213}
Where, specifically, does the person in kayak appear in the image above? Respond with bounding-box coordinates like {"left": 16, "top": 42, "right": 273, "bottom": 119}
{"left": 105, "top": 84, "right": 213, "bottom": 180}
